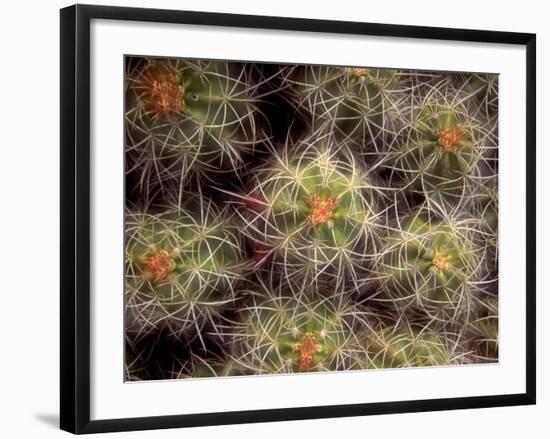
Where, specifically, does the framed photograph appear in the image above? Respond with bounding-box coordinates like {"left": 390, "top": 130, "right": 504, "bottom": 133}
{"left": 60, "top": 4, "right": 536, "bottom": 434}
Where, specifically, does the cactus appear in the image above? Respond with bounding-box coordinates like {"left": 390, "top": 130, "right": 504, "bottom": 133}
{"left": 238, "top": 132, "right": 381, "bottom": 294}
{"left": 126, "top": 57, "right": 265, "bottom": 198}
{"left": 466, "top": 296, "right": 498, "bottom": 362}
{"left": 391, "top": 102, "right": 481, "bottom": 206}
{"left": 358, "top": 325, "right": 463, "bottom": 369}
{"left": 161, "top": 351, "right": 245, "bottom": 379}
{"left": 469, "top": 176, "right": 498, "bottom": 238}
{"left": 230, "top": 278, "right": 362, "bottom": 374}
{"left": 378, "top": 212, "right": 480, "bottom": 321}
{"left": 454, "top": 73, "right": 499, "bottom": 118}
{"left": 125, "top": 197, "right": 248, "bottom": 340}
{"left": 284, "top": 65, "right": 401, "bottom": 146}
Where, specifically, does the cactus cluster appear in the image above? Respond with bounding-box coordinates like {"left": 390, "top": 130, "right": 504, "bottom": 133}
{"left": 125, "top": 56, "right": 498, "bottom": 381}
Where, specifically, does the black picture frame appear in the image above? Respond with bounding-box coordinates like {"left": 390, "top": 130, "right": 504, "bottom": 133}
{"left": 60, "top": 4, "right": 536, "bottom": 434}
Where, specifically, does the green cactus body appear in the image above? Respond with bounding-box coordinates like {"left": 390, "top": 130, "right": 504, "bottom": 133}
{"left": 480, "top": 194, "right": 498, "bottom": 235}
{"left": 380, "top": 216, "right": 475, "bottom": 319}
{"left": 125, "top": 200, "right": 247, "bottom": 337}
{"left": 467, "top": 297, "right": 498, "bottom": 362}
{"left": 361, "top": 328, "right": 459, "bottom": 369}
{"left": 126, "top": 58, "right": 262, "bottom": 189}
{"left": 455, "top": 73, "right": 499, "bottom": 116}
{"left": 395, "top": 105, "right": 478, "bottom": 202}
{"left": 169, "top": 355, "right": 245, "bottom": 379}
{"left": 244, "top": 141, "right": 379, "bottom": 292}
{"left": 288, "top": 65, "right": 399, "bottom": 144}
{"left": 233, "top": 292, "right": 358, "bottom": 374}
{"left": 472, "top": 179, "right": 498, "bottom": 237}
{"left": 466, "top": 179, "right": 498, "bottom": 278}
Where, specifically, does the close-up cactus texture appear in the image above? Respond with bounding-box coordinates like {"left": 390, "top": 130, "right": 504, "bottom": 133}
{"left": 125, "top": 56, "right": 498, "bottom": 381}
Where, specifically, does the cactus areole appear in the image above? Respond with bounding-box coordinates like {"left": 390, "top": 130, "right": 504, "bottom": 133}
{"left": 141, "top": 66, "right": 220, "bottom": 120}
{"left": 292, "top": 331, "right": 324, "bottom": 371}
{"left": 431, "top": 250, "right": 453, "bottom": 273}
{"left": 346, "top": 67, "right": 370, "bottom": 81}
{"left": 143, "top": 248, "right": 176, "bottom": 282}
{"left": 437, "top": 126, "right": 463, "bottom": 152}
{"left": 141, "top": 67, "right": 185, "bottom": 116}
{"left": 307, "top": 193, "right": 338, "bottom": 226}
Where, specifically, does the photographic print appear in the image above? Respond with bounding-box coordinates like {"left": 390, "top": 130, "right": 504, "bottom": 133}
{"left": 124, "top": 56, "right": 498, "bottom": 381}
